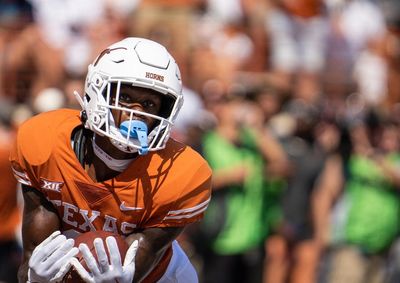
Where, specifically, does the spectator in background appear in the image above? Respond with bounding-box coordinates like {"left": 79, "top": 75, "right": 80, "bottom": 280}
{"left": 253, "top": 86, "right": 284, "bottom": 125}
{"left": 0, "top": 99, "right": 22, "bottom": 283}
{"left": 192, "top": 1, "right": 255, "bottom": 98}
{"left": 3, "top": 0, "right": 136, "bottom": 105}
{"left": 314, "top": 110, "right": 400, "bottom": 283}
{"left": 129, "top": 0, "right": 203, "bottom": 84}
{"left": 171, "top": 86, "right": 212, "bottom": 151}
{"left": 263, "top": 0, "right": 329, "bottom": 103}
{"left": 0, "top": 6, "right": 32, "bottom": 280}
{"left": 323, "top": 0, "right": 394, "bottom": 111}
{"left": 0, "top": 0, "right": 32, "bottom": 102}
{"left": 263, "top": 102, "right": 342, "bottom": 283}
{"left": 339, "top": 0, "right": 389, "bottom": 109}
{"left": 378, "top": 0, "right": 400, "bottom": 109}
{"left": 195, "top": 95, "right": 288, "bottom": 283}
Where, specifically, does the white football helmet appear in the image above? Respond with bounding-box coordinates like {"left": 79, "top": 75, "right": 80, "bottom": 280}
{"left": 74, "top": 37, "right": 183, "bottom": 154}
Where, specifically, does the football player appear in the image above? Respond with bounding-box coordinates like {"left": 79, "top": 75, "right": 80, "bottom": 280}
{"left": 10, "top": 37, "right": 212, "bottom": 283}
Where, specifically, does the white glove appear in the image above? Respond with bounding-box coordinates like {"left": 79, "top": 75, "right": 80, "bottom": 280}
{"left": 71, "top": 237, "right": 139, "bottom": 283}
{"left": 28, "top": 230, "right": 79, "bottom": 283}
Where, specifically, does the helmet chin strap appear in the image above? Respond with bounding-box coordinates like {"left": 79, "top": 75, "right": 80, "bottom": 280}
{"left": 109, "top": 128, "right": 139, "bottom": 154}
{"left": 92, "top": 134, "right": 136, "bottom": 172}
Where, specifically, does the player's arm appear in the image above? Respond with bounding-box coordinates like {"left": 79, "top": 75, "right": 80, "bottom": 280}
{"left": 18, "top": 184, "right": 78, "bottom": 283}
{"left": 125, "top": 226, "right": 184, "bottom": 282}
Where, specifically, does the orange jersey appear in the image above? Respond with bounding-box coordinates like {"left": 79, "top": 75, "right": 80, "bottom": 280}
{"left": 10, "top": 109, "right": 212, "bottom": 282}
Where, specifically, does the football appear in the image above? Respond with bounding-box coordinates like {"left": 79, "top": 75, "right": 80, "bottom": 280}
{"left": 62, "top": 230, "right": 129, "bottom": 283}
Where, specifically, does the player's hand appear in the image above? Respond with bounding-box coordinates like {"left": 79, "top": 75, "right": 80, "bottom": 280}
{"left": 71, "top": 237, "right": 139, "bottom": 283}
{"left": 28, "top": 230, "right": 79, "bottom": 283}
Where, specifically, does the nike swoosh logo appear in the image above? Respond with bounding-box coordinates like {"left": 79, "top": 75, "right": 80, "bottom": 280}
{"left": 120, "top": 201, "right": 144, "bottom": 211}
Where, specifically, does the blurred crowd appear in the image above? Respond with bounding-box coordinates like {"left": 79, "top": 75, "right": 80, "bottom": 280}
{"left": 1, "top": 0, "right": 400, "bottom": 282}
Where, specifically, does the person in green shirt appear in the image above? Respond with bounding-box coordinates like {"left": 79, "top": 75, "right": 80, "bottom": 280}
{"left": 314, "top": 117, "right": 400, "bottom": 283}
{"left": 194, "top": 97, "right": 289, "bottom": 283}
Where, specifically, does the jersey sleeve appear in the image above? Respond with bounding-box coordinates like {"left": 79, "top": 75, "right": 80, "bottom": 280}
{"left": 148, "top": 159, "right": 212, "bottom": 228}
{"left": 9, "top": 131, "right": 41, "bottom": 189}
{"left": 8, "top": 110, "right": 73, "bottom": 191}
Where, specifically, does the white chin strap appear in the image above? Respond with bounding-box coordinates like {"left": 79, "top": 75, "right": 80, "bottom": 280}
{"left": 92, "top": 134, "right": 136, "bottom": 172}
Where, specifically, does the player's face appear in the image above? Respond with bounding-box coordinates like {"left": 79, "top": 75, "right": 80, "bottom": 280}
{"left": 111, "top": 85, "right": 162, "bottom": 130}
